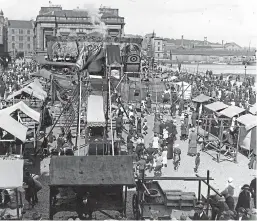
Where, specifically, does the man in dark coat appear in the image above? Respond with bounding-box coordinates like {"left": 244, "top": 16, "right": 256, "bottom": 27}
{"left": 236, "top": 184, "right": 251, "bottom": 211}
{"left": 191, "top": 202, "right": 209, "bottom": 220}
{"left": 221, "top": 189, "right": 235, "bottom": 211}
{"left": 250, "top": 178, "right": 256, "bottom": 208}
{"left": 115, "top": 114, "right": 123, "bottom": 138}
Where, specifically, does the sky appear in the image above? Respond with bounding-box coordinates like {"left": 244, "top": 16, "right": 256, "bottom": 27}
{"left": 0, "top": 0, "right": 256, "bottom": 47}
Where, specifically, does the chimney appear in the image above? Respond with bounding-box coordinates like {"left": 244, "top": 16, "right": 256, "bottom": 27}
{"left": 204, "top": 37, "right": 207, "bottom": 46}
{"left": 181, "top": 35, "right": 184, "bottom": 46}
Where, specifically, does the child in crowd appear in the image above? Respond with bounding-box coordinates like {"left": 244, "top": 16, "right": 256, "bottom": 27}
{"left": 194, "top": 153, "right": 200, "bottom": 173}
{"left": 162, "top": 146, "right": 168, "bottom": 167}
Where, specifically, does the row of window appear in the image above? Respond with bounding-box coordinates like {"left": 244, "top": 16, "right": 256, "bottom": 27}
{"left": 11, "top": 29, "right": 31, "bottom": 35}
{"left": 11, "top": 36, "right": 31, "bottom": 41}
{"left": 12, "top": 43, "right": 31, "bottom": 50}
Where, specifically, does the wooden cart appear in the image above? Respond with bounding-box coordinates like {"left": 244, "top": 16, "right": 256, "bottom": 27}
{"left": 48, "top": 155, "right": 135, "bottom": 220}
{"left": 132, "top": 170, "right": 219, "bottom": 220}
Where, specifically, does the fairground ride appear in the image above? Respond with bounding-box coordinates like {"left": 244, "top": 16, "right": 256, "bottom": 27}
{"left": 36, "top": 33, "right": 143, "bottom": 156}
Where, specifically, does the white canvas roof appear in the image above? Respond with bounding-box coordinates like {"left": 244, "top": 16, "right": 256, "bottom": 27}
{"left": 0, "top": 114, "right": 28, "bottom": 141}
{"left": 0, "top": 160, "right": 24, "bottom": 188}
{"left": 7, "top": 86, "right": 46, "bottom": 101}
{"left": 0, "top": 101, "right": 40, "bottom": 122}
{"left": 87, "top": 95, "right": 106, "bottom": 127}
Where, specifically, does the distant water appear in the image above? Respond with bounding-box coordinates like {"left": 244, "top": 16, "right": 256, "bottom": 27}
{"left": 179, "top": 64, "right": 256, "bottom": 75}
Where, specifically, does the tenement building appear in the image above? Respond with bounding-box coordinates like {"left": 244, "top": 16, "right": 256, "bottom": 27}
{"left": 34, "top": 5, "right": 125, "bottom": 54}
{"left": 7, "top": 20, "right": 34, "bottom": 57}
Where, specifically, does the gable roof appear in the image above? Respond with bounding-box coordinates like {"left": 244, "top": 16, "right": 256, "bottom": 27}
{"left": 205, "top": 101, "right": 228, "bottom": 112}
{"left": 218, "top": 105, "right": 245, "bottom": 118}
{"left": 50, "top": 156, "right": 136, "bottom": 186}
{"left": 0, "top": 101, "right": 40, "bottom": 122}
{"left": 237, "top": 114, "right": 257, "bottom": 131}
{"left": 192, "top": 94, "right": 212, "bottom": 103}
{"left": 8, "top": 20, "right": 33, "bottom": 29}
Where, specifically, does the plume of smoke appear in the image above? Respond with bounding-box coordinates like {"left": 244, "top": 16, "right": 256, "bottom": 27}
{"left": 82, "top": 4, "right": 108, "bottom": 37}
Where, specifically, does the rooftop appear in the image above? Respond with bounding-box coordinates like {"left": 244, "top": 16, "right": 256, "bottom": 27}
{"left": 50, "top": 156, "right": 135, "bottom": 186}
{"left": 8, "top": 20, "right": 33, "bottom": 29}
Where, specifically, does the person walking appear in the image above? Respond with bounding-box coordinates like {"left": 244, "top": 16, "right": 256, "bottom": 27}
{"left": 188, "top": 127, "right": 197, "bottom": 156}
{"left": 236, "top": 184, "right": 251, "bottom": 211}
{"left": 194, "top": 153, "right": 200, "bottom": 173}
{"left": 250, "top": 178, "right": 256, "bottom": 208}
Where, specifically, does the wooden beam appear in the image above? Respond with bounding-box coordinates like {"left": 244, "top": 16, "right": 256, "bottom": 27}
{"left": 137, "top": 176, "right": 214, "bottom": 181}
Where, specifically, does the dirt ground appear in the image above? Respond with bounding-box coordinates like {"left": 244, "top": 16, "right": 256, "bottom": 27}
{"left": 22, "top": 104, "right": 256, "bottom": 220}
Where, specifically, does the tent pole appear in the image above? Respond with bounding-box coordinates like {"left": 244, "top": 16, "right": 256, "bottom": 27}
{"left": 235, "top": 126, "right": 240, "bottom": 163}
{"left": 76, "top": 73, "right": 82, "bottom": 155}
{"left": 108, "top": 76, "right": 115, "bottom": 156}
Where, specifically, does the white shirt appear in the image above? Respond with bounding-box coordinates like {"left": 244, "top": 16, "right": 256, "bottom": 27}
{"left": 163, "top": 129, "right": 168, "bottom": 139}
{"left": 153, "top": 137, "right": 159, "bottom": 149}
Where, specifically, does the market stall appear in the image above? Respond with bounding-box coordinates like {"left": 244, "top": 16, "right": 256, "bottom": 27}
{"left": 6, "top": 80, "right": 47, "bottom": 109}
{"left": 49, "top": 156, "right": 135, "bottom": 220}
{"left": 236, "top": 114, "right": 257, "bottom": 155}
{"left": 0, "top": 159, "right": 24, "bottom": 220}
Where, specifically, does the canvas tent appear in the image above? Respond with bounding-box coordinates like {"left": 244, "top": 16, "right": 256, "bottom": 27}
{"left": 7, "top": 80, "right": 47, "bottom": 101}
{"left": 0, "top": 114, "right": 28, "bottom": 141}
{"left": 192, "top": 94, "right": 212, "bottom": 103}
{"left": 0, "top": 160, "right": 24, "bottom": 189}
{"left": 205, "top": 101, "right": 228, "bottom": 112}
{"left": 86, "top": 95, "right": 106, "bottom": 127}
{"left": 0, "top": 101, "right": 40, "bottom": 122}
{"left": 237, "top": 114, "right": 257, "bottom": 152}
{"left": 249, "top": 103, "right": 256, "bottom": 115}
{"left": 218, "top": 106, "right": 245, "bottom": 118}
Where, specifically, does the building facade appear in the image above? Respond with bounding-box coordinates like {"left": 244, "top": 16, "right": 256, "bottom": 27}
{"left": 34, "top": 5, "right": 125, "bottom": 53}
{"left": 0, "top": 10, "right": 8, "bottom": 56}
{"left": 7, "top": 20, "right": 34, "bottom": 57}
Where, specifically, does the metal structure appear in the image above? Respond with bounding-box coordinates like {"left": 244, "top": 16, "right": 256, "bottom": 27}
{"left": 132, "top": 170, "right": 220, "bottom": 220}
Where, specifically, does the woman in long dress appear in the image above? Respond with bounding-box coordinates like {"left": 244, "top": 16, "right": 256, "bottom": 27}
{"left": 188, "top": 127, "right": 197, "bottom": 156}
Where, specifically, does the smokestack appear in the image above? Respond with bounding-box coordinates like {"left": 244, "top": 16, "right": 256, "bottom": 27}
{"left": 181, "top": 35, "right": 184, "bottom": 46}
{"left": 204, "top": 37, "right": 207, "bottom": 46}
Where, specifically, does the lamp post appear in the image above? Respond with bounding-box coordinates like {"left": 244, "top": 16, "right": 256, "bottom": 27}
{"left": 244, "top": 64, "right": 247, "bottom": 82}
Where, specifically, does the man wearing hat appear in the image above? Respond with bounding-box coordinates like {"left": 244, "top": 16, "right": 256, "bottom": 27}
{"left": 191, "top": 201, "right": 208, "bottom": 220}
{"left": 236, "top": 184, "right": 251, "bottom": 211}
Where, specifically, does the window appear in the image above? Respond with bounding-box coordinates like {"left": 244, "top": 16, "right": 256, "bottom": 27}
{"left": 27, "top": 30, "right": 30, "bottom": 35}
{"left": 12, "top": 43, "right": 15, "bottom": 49}
{"left": 27, "top": 36, "right": 30, "bottom": 41}
{"left": 158, "top": 42, "right": 160, "bottom": 45}
{"left": 27, "top": 44, "right": 30, "bottom": 50}
{"left": 19, "top": 43, "right": 23, "bottom": 49}
{"left": 19, "top": 36, "right": 23, "bottom": 41}
{"left": 12, "top": 29, "right": 15, "bottom": 34}
{"left": 158, "top": 47, "right": 160, "bottom": 51}
{"left": 12, "top": 36, "right": 15, "bottom": 41}
{"left": 158, "top": 53, "right": 160, "bottom": 57}
{"left": 19, "top": 29, "right": 23, "bottom": 34}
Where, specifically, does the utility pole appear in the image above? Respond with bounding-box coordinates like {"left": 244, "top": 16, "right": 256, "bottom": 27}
{"left": 244, "top": 64, "right": 247, "bottom": 82}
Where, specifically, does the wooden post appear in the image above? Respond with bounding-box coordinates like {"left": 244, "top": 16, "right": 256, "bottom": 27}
{"left": 49, "top": 186, "right": 53, "bottom": 220}
{"left": 198, "top": 180, "right": 202, "bottom": 201}
{"left": 218, "top": 120, "right": 224, "bottom": 163}
{"left": 235, "top": 126, "right": 241, "bottom": 163}
{"left": 206, "top": 170, "right": 210, "bottom": 216}
{"left": 124, "top": 186, "right": 128, "bottom": 217}
{"left": 15, "top": 188, "right": 20, "bottom": 219}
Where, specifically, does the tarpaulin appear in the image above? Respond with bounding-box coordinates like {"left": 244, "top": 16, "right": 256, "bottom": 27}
{"left": 0, "top": 160, "right": 24, "bottom": 188}
{"left": 106, "top": 45, "right": 122, "bottom": 66}
{"left": 88, "top": 48, "right": 105, "bottom": 73}
{"left": 87, "top": 95, "right": 105, "bottom": 127}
